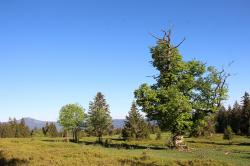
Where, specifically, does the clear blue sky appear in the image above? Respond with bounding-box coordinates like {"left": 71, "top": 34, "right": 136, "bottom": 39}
{"left": 0, "top": 0, "right": 249, "bottom": 121}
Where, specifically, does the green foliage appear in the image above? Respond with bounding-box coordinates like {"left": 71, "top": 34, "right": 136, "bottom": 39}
{"left": 135, "top": 30, "right": 228, "bottom": 138}
{"left": 59, "top": 103, "right": 85, "bottom": 142}
{"left": 87, "top": 92, "right": 112, "bottom": 142}
{"left": 223, "top": 126, "right": 233, "bottom": 144}
{"left": 122, "top": 102, "right": 150, "bottom": 140}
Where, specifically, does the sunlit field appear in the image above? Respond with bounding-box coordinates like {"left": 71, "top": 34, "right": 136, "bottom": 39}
{"left": 0, "top": 133, "right": 249, "bottom": 166}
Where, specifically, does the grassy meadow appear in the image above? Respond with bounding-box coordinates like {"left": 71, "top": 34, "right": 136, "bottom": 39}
{"left": 0, "top": 133, "right": 249, "bottom": 166}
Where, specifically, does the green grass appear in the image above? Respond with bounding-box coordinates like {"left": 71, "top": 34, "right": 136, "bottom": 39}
{"left": 0, "top": 133, "right": 249, "bottom": 165}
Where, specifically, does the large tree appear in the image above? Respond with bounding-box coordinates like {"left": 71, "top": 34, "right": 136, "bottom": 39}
{"left": 122, "top": 102, "right": 149, "bottom": 140}
{"left": 87, "top": 92, "right": 112, "bottom": 142}
{"left": 134, "top": 30, "right": 228, "bottom": 147}
{"left": 59, "top": 104, "right": 85, "bottom": 142}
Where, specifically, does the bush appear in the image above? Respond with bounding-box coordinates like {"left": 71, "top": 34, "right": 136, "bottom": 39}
{"left": 155, "top": 132, "right": 161, "bottom": 140}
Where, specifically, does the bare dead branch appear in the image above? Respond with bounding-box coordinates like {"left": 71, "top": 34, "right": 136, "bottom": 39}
{"left": 173, "top": 38, "right": 186, "bottom": 49}
{"left": 148, "top": 32, "right": 161, "bottom": 40}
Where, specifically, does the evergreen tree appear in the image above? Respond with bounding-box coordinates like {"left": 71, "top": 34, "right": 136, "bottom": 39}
{"left": 122, "top": 102, "right": 149, "bottom": 140}
{"left": 87, "top": 92, "right": 112, "bottom": 142}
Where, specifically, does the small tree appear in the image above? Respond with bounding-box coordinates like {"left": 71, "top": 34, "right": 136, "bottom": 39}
{"left": 42, "top": 122, "right": 49, "bottom": 136}
{"left": 223, "top": 126, "right": 233, "bottom": 145}
{"left": 59, "top": 104, "right": 85, "bottom": 142}
{"left": 122, "top": 102, "right": 149, "bottom": 140}
{"left": 87, "top": 92, "right": 112, "bottom": 143}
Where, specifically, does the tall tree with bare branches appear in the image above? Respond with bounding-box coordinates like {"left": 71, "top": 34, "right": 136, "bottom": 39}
{"left": 135, "top": 29, "right": 229, "bottom": 147}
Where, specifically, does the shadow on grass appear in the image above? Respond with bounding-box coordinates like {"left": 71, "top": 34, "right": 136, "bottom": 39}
{"left": 187, "top": 140, "right": 250, "bottom": 146}
{"left": 79, "top": 140, "right": 167, "bottom": 150}
{"left": 119, "top": 158, "right": 158, "bottom": 166}
{"left": 0, "top": 151, "right": 28, "bottom": 166}
{"left": 41, "top": 138, "right": 167, "bottom": 150}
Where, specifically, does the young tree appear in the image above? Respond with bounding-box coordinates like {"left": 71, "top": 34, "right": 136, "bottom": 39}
{"left": 87, "top": 92, "right": 112, "bottom": 143}
{"left": 59, "top": 104, "right": 85, "bottom": 142}
{"left": 223, "top": 126, "right": 233, "bottom": 144}
{"left": 134, "top": 30, "right": 228, "bottom": 147}
{"left": 42, "top": 122, "right": 49, "bottom": 136}
{"left": 122, "top": 102, "right": 149, "bottom": 140}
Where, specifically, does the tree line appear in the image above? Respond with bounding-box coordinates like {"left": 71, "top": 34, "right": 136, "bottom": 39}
{"left": 0, "top": 118, "right": 60, "bottom": 138}
{"left": 0, "top": 118, "right": 29, "bottom": 138}
{"left": 216, "top": 92, "right": 250, "bottom": 136}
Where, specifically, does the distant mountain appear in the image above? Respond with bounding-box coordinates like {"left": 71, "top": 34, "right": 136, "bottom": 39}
{"left": 112, "top": 119, "right": 125, "bottom": 128}
{"left": 16, "top": 117, "right": 125, "bottom": 130}
{"left": 17, "top": 117, "right": 62, "bottom": 131}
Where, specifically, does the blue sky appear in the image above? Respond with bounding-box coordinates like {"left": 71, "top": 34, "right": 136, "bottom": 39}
{"left": 0, "top": 0, "right": 249, "bottom": 121}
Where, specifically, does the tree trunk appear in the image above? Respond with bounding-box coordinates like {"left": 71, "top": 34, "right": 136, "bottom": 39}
{"left": 73, "top": 129, "right": 75, "bottom": 142}
{"left": 66, "top": 130, "right": 69, "bottom": 142}
{"left": 171, "top": 134, "right": 186, "bottom": 150}
{"left": 73, "top": 129, "right": 78, "bottom": 143}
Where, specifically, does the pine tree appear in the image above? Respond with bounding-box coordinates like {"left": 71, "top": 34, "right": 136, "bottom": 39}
{"left": 122, "top": 102, "right": 149, "bottom": 140}
{"left": 87, "top": 92, "right": 112, "bottom": 142}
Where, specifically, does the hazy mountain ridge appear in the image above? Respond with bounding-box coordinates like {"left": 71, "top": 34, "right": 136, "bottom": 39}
{"left": 15, "top": 117, "right": 124, "bottom": 130}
